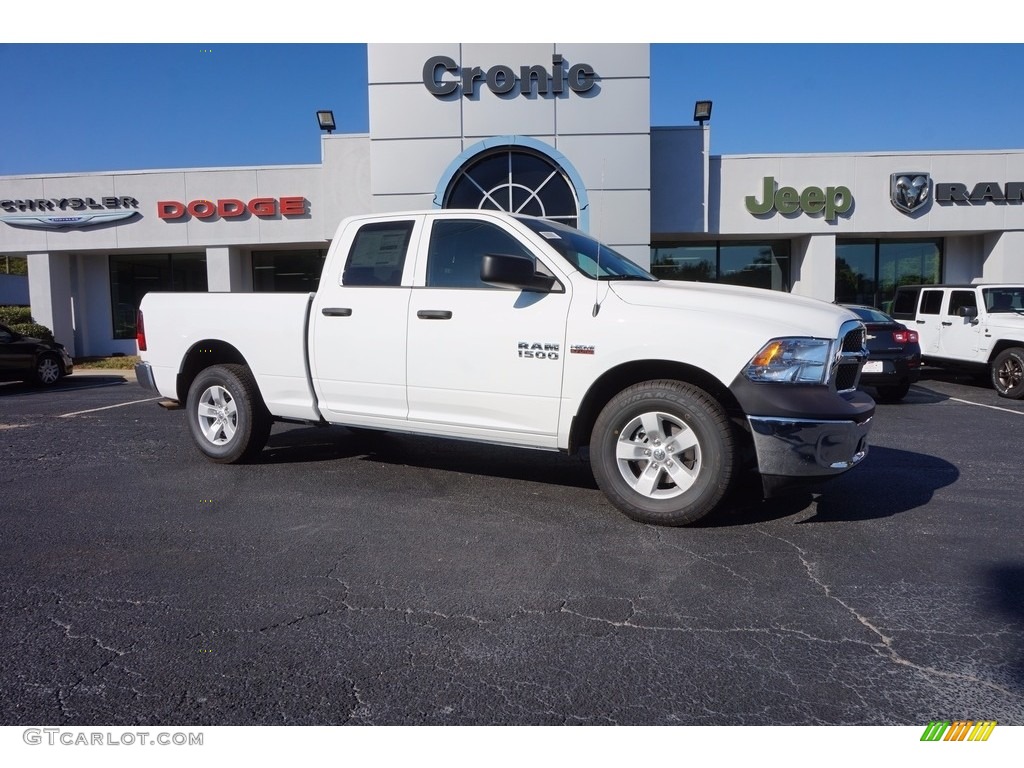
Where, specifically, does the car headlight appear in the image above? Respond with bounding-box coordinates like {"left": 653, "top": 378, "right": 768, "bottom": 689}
{"left": 743, "top": 337, "right": 832, "bottom": 384}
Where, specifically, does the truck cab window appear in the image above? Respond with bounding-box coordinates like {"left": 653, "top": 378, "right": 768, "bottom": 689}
{"left": 427, "top": 219, "right": 534, "bottom": 289}
{"left": 342, "top": 221, "right": 414, "bottom": 286}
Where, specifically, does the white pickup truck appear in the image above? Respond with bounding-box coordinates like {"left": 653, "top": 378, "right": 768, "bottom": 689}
{"left": 890, "top": 283, "right": 1024, "bottom": 399}
{"left": 136, "top": 209, "right": 873, "bottom": 526}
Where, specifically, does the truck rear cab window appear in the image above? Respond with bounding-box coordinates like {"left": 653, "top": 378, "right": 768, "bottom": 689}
{"left": 426, "top": 219, "right": 535, "bottom": 289}
{"left": 342, "top": 221, "right": 414, "bottom": 286}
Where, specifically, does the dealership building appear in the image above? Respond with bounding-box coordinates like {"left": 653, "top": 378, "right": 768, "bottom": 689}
{"left": 2, "top": 43, "right": 1024, "bottom": 357}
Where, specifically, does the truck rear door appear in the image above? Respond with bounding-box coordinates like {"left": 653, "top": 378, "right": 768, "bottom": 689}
{"left": 914, "top": 288, "right": 944, "bottom": 355}
{"left": 310, "top": 216, "right": 422, "bottom": 421}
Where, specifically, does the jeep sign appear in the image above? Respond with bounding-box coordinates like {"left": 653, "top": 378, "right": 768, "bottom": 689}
{"left": 745, "top": 177, "right": 853, "bottom": 222}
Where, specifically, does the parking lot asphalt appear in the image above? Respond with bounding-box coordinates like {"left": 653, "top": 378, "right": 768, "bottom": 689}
{"left": 0, "top": 369, "right": 1022, "bottom": 726}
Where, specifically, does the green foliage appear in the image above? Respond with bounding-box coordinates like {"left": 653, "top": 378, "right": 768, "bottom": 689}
{"left": 9, "top": 322, "right": 55, "bottom": 344}
{"left": 0, "top": 306, "right": 55, "bottom": 343}
{"left": 2, "top": 256, "right": 28, "bottom": 275}
{"left": 75, "top": 355, "right": 141, "bottom": 370}
{"left": 0, "top": 305, "right": 33, "bottom": 325}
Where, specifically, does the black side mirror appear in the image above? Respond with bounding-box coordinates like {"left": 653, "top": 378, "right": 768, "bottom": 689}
{"left": 959, "top": 306, "right": 978, "bottom": 319}
{"left": 481, "top": 253, "right": 558, "bottom": 293}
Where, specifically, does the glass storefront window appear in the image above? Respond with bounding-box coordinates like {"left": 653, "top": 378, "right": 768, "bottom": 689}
{"left": 252, "top": 249, "right": 327, "bottom": 292}
{"left": 650, "top": 241, "right": 791, "bottom": 292}
{"left": 834, "top": 241, "right": 876, "bottom": 306}
{"left": 109, "top": 253, "right": 207, "bottom": 339}
{"left": 836, "top": 239, "right": 942, "bottom": 311}
{"left": 719, "top": 244, "right": 790, "bottom": 291}
{"left": 650, "top": 246, "right": 716, "bottom": 282}
{"left": 2, "top": 255, "right": 27, "bottom": 275}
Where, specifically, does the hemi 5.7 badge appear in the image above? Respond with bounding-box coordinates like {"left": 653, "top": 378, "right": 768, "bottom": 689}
{"left": 570, "top": 345, "right": 595, "bottom": 355}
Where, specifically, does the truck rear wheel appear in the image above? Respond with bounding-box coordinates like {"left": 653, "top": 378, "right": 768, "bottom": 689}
{"left": 186, "top": 364, "right": 271, "bottom": 463}
{"left": 992, "top": 347, "right": 1024, "bottom": 399}
{"left": 590, "top": 380, "right": 735, "bottom": 526}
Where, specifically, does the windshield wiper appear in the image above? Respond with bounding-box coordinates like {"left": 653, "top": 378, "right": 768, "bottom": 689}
{"left": 599, "top": 274, "right": 656, "bottom": 282}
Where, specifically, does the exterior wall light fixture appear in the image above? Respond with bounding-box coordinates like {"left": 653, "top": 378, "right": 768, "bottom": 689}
{"left": 317, "top": 110, "right": 336, "bottom": 134}
{"left": 693, "top": 100, "right": 713, "bottom": 125}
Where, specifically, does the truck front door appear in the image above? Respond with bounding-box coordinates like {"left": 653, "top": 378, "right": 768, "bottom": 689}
{"left": 939, "top": 289, "right": 983, "bottom": 361}
{"left": 406, "top": 217, "right": 571, "bottom": 443}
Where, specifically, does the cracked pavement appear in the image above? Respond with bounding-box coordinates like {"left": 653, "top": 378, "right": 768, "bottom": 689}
{"left": 1, "top": 372, "right": 1022, "bottom": 725}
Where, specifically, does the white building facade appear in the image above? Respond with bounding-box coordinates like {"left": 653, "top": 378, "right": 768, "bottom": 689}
{"left": 1, "top": 43, "right": 1022, "bottom": 356}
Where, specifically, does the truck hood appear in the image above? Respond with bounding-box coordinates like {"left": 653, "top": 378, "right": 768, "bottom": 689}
{"left": 987, "top": 312, "right": 1024, "bottom": 328}
{"left": 609, "top": 280, "right": 857, "bottom": 337}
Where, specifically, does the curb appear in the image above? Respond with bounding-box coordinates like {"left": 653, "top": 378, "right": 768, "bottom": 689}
{"left": 72, "top": 368, "right": 137, "bottom": 380}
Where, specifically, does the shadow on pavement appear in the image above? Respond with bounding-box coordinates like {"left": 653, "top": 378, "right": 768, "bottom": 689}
{"left": 261, "top": 424, "right": 598, "bottom": 489}
{"left": 705, "top": 446, "right": 959, "bottom": 527}
{"left": 0, "top": 373, "right": 129, "bottom": 396}
{"left": 984, "top": 564, "right": 1024, "bottom": 692}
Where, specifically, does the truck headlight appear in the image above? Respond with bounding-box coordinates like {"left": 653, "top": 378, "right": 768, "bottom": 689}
{"left": 743, "top": 338, "right": 831, "bottom": 384}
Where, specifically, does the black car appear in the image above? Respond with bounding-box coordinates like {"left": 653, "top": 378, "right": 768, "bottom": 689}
{"left": 841, "top": 305, "right": 921, "bottom": 402}
{"left": 0, "top": 323, "right": 74, "bottom": 386}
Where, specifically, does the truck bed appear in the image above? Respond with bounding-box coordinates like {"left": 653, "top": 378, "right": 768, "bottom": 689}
{"left": 140, "top": 292, "right": 319, "bottom": 421}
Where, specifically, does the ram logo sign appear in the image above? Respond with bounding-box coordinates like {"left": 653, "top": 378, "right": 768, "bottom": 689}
{"left": 891, "top": 173, "right": 933, "bottom": 215}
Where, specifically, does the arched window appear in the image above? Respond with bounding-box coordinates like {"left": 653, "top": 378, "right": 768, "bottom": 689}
{"left": 443, "top": 148, "right": 579, "bottom": 228}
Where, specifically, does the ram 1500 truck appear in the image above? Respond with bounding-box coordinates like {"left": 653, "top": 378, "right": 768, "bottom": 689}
{"left": 136, "top": 209, "right": 874, "bottom": 526}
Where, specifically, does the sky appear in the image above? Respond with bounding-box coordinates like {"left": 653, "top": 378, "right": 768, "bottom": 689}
{"left": 3, "top": 6, "right": 1021, "bottom": 177}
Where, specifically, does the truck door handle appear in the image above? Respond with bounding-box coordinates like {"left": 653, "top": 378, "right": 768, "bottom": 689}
{"left": 916, "top": 320, "right": 926, "bottom": 324}
{"left": 941, "top": 321, "right": 952, "bottom": 326}
{"left": 417, "top": 310, "right": 452, "bottom": 320}
{"left": 321, "top": 307, "right": 352, "bottom": 317}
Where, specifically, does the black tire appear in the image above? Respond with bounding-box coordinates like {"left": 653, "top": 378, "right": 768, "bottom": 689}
{"left": 185, "top": 364, "right": 271, "bottom": 463}
{"left": 33, "top": 353, "right": 62, "bottom": 386}
{"left": 875, "top": 382, "right": 911, "bottom": 402}
{"left": 991, "top": 347, "right": 1024, "bottom": 399}
{"left": 590, "top": 380, "right": 735, "bottom": 526}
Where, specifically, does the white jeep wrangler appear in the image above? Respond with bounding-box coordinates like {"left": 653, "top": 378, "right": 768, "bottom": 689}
{"left": 890, "top": 284, "right": 1024, "bottom": 399}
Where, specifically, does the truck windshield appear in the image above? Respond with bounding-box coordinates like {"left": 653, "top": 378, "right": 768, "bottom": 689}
{"left": 516, "top": 217, "right": 656, "bottom": 282}
{"left": 982, "top": 287, "right": 1024, "bottom": 314}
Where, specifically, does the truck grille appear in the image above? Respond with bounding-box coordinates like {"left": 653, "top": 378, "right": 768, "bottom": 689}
{"left": 831, "top": 321, "right": 868, "bottom": 392}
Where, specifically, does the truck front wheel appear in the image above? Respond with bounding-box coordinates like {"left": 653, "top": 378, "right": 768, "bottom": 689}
{"left": 186, "top": 364, "right": 271, "bottom": 463}
{"left": 590, "top": 380, "right": 736, "bottom": 526}
{"left": 992, "top": 347, "right": 1024, "bottom": 399}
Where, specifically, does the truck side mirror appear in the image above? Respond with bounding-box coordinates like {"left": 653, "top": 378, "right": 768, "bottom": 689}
{"left": 481, "top": 253, "right": 558, "bottom": 293}
{"left": 958, "top": 306, "right": 978, "bottom": 320}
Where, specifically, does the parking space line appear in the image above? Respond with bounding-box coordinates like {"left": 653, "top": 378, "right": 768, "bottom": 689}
{"left": 58, "top": 397, "right": 162, "bottom": 418}
{"left": 947, "top": 396, "right": 1024, "bottom": 416}
{"left": 56, "top": 381, "right": 131, "bottom": 392}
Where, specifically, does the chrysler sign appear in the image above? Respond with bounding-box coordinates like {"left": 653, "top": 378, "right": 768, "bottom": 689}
{"left": 0, "top": 196, "right": 139, "bottom": 230}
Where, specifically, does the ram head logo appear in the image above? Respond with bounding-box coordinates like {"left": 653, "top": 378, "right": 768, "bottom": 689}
{"left": 890, "top": 173, "right": 932, "bottom": 215}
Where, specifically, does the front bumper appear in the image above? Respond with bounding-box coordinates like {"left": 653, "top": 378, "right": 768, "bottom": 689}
{"left": 749, "top": 414, "right": 871, "bottom": 495}
{"left": 135, "top": 361, "right": 158, "bottom": 393}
